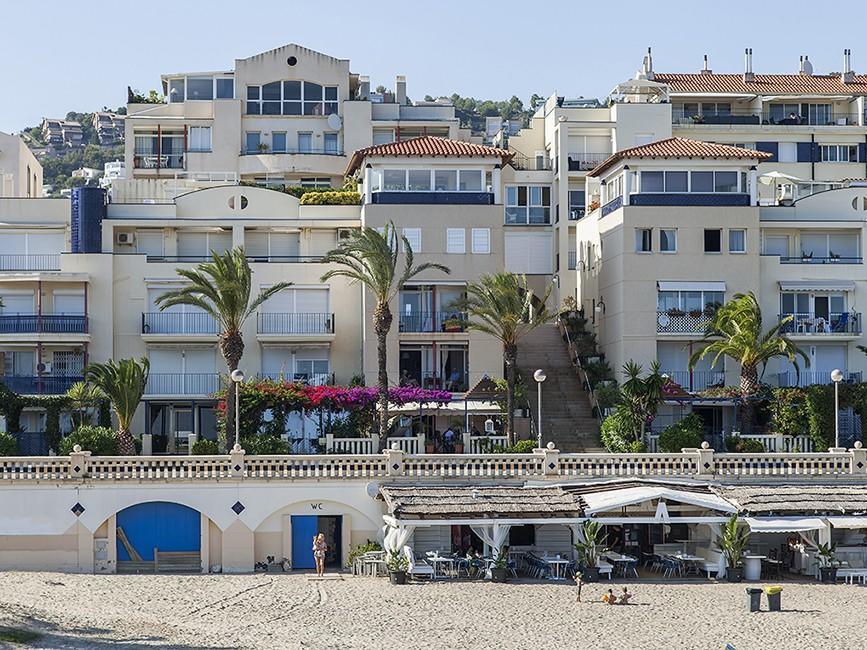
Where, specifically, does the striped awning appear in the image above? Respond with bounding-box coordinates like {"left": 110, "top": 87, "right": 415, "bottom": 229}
{"left": 778, "top": 280, "right": 855, "bottom": 292}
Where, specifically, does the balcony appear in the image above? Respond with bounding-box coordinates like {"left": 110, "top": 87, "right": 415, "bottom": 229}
{"left": 567, "top": 153, "right": 608, "bottom": 172}
{"left": 657, "top": 310, "right": 713, "bottom": 334}
{"left": 142, "top": 313, "right": 218, "bottom": 335}
{"left": 661, "top": 370, "right": 725, "bottom": 392}
{"left": 0, "top": 375, "right": 82, "bottom": 395}
{"left": 776, "top": 256, "right": 863, "bottom": 265}
{"left": 370, "top": 191, "right": 494, "bottom": 206}
{"left": 778, "top": 312, "right": 862, "bottom": 335}
{"left": 257, "top": 313, "right": 334, "bottom": 335}
{"left": 600, "top": 196, "right": 622, "bottom": 217}
{"left": 0, "top": 315, "right": 87, "bottom": 334}
{"left": 240, "top": 146, "right": 344, "bottom": 157}
{"left": 567, "top": 207, "right": 586, "bottom": 221}
{"left": 0, "top": 255, "right": 61, "bottom": 271}
{"left": 673, "top": 109, "right": 857, "bottom": 127}
{"left": 132, "top": 151, "right": 184, "bottom": 170}
{"left": 510, "top": 154, "right": 551, "bottom": 171}
{"left": 145, "top": 255, "right": 325, "bottom": 264}
{"left": 399, "top": 312, "right": 467, "bottom": 333}
{"left": 399, "top": 369, "right": 468, "bottom": 393}
{"left": 776, "top": 370, "right": 862, "bottom": 388}
{"left": 145, "top": 373, "right": 220, "bottom": 396}
{"left": 258, "top": 372, "right": 334, "bottom": 386}
{"left": 630, "top": 193, "right": 750, "bottom": 207}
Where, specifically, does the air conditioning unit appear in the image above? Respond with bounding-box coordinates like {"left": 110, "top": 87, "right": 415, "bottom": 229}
{"left": 338, "top": 228, "right": 353, "bottom": 241}
{"left": 38, "top": 362, "right": 52, "bottom": 374}
{"left": 116, "top": 232, "right": 135, "bottom": 245}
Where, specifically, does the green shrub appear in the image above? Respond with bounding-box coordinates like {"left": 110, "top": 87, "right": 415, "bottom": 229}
{"left": 600, "top": 411, "right": 635, "bottom": 452}
{"left": 725, "top": 435, "right": 765, "bottom": 453}
{"left": 505, "top": 439, "right": 536, "bottom": 453}
{"left": 657, "top": 414, "right": 703, "bottom": 452}
{"left": 593, "top": 382, "right": 621, "bottom": 413}
{"left": 241, "top": 434, "right": 290, "bottom": 455}
{"left": 299, "top": 191, "right": 361, "bottom": 206}
{"left": 191, "top": 439, "right": 220, "bottom": 455}
{"left": 59, "top": 426, "right": 118, "bottom": 455}
{"left": 0, "top": 432, "right": 17, "bottom": 456}
{"left": 348, "top": 540, "right": 382, "bottom": 568}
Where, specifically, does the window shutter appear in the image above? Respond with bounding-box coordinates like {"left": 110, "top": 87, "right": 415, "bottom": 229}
{"left": 446, "top": 228, "right": 465, "bottom": 254}
{"left": 796, "top": 142, "right": 814, "bottom": 162}
{"left": 471, "top": 228, "right": 491, "bottom": 254}
{"left": 755, "top": 142, "right": 778, "bottom": 162}
{"left": 859, "top": 143, "right": 867, "bottom": 163}
{"left": 401, "top": 228, "right": 421, "bottom": 253}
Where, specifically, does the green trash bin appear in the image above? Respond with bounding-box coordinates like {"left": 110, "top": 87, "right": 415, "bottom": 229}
{"left": 765, "top": 585, "right": 782, "bottom": 611}
{"left": 746, "top": 587, "right": 762, "bottom": 612}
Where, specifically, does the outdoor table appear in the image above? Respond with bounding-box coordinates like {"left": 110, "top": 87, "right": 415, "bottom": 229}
{"left": 604, "top": 553, "right": 637, "bottom": 577}
{"left": 428, "top": 556, "right": 455, "bottom": 579}
{"left": 543, "top": 557, "right": 570, "bottom": 580}
{"left": 743, "top": 555, "right": 766, "bottom": 581}
{"left": 672, "top": 554, "right": 704, "bottom": 575}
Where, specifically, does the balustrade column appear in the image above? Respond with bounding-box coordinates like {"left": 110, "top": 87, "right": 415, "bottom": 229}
{"left": 538, "top": 443, "right": 560, "bottom": 476}
{"left": 384, "top": 446, "right": 405, "bottom": 476}
{"left": 69, "top": 445, "right": 91, "bottom": 478}
{"left": 850, "top": 442, "right": 866, "bottom": 475}
{"left": 230, "top": 444, "right": 246, "bottom": 478}
{"left": 684, "top": 443, "right": 714, "bottom": 475}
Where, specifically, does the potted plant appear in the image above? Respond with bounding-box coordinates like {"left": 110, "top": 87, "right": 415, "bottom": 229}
{"left": 386, "top": 551, "right": 408, "bottom": 585}
{"left": 442, "top": 317, "right": 463, "bottom": 332}
{"left": 588, "top": 199, "right": 600, "bottom": 212}
{"left": 688, "top": 309, "right": 703, "bottom": 319}
{"left": 815, "top": 542, "right": 840, "bottom": 583}
{"left": 667, "top": 308, "right": 686, "bottom": 317}
{"left": 573, "top": 520, "right": 608, "bottom": 583}
{"left": 716, "top": 514, "right": 750, "bottom": 582}
{"left": 491, "top": 547, "right": 510, "bottom": 583}
{"left": 257, "top": 142, "right": 270, "bottom": 153}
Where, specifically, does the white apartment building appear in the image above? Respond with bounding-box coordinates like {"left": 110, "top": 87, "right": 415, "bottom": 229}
{"left": 0, "top": 131, "right": 42, "bottom": 198}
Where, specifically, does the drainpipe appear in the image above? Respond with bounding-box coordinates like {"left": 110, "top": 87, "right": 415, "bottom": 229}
{"left": 811, "top": 132, "right": 815, "bottom": 180}
{"left": 157, "top": 124, "right": 162, "bottom": 174}
{"left": 37, "top": 280, "right": 42, "bottom": 333}
{"left": 83, "top": 281, "right": 88, "bottom": 334}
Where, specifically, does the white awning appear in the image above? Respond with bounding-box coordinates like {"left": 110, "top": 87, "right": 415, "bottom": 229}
{"left": 387, "top": 400, "right": 502, "bottom": 414}
{"left": 657, "top": 281, "right": 726, "bottom": 293}
{"left": 778, "top": 280, "right": 856, "bottom": 292}
{"left": 581, "top": 486, "right": 737, "bottom": 516}
{"left": 828, "top": 517, "right": 867, "bottom": 529}
{"left": 744, "top": 517, "right": 827, "bottom": 533}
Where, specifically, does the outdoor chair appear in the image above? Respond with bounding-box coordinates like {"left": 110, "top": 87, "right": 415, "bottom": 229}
{"left": 402, "top": 546, "right": 434, "bottom": 579}
{"left": 623, "top": 559, "right": 639, "bottom": 578}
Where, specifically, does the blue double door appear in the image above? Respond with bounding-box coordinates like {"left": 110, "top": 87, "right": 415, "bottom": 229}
{"left": 116, "top": 502, "right": 200, "bottom": 561}
{"left": 291, "top": 515, "right": 342, "bottom": 570}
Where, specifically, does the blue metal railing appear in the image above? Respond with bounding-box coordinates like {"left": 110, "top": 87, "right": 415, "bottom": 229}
{"left": 257, "top": 313, "right": 334, "bottom": 334}
{"left": 778, "top": 312, "right": 862, "bottom": 335}
{"left": 144, "top": 373, "right": 220, "bottom": 395}
{"left": 0, "top": 376, "right": 82, "bottom": 395}
{"left": 398, "top": 312, "right": 467, "bottom": 333}
{"left": 0, "top": 314, "right": 87, "bottom": 334}
{"left": 142, "top": 312, "right": 219, "bottom": 335}
{"left": 0, "top": 255, "right": 60, "bottom": 271}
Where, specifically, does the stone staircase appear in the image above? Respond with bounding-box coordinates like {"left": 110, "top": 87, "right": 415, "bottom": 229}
{"left": 516, "top": 323, "right": 602, "bottom": 452}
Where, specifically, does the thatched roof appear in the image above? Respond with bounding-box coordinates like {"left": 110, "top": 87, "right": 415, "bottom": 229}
{"left": 713, "top": 485, "right": 867, "bottom": 515}
{"left": 380, "top": 485, "right": 583, "bottom": 520}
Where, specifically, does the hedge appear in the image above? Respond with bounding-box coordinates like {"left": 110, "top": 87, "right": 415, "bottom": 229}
{"left": 299, "top": 191, "right": 361, "bottom": 205}
{"left": 0, "top": 432, "right": 17, "bottom": 456}
{"left": 59, "top": 426, "right": 119, "bottom": 456}
{"left": 658, "top": 414, "right": 703, "bottom": 452}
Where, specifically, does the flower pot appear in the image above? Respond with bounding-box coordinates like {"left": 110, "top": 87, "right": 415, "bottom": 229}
{"left": 389, "top": 570, "right": 407, "bottom": 585}
{"left": 491, "top": 567, "right": 509, "bottom": 583}
{"left": 425, "top": 444, "right": 435, "bottom": 454}
{"left": 819, "top": 567, "right": 838, "bottom": 583}
{"left": 580, "top": 566, "right": 600, "bottom": 583}
{"left": 726, "top": 567, "right": 744, "bottom": 583}
{"left": 453, "top": 444, "right": 464, "bottom": 454}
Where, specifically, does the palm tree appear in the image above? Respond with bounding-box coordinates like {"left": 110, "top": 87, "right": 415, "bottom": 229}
{"left": 320, "top": 224, "right": 449, "bottom": 438}
{"left": 155, "top": 248, "right": 292, "bottom": 449}
{"left": 689, "top": 291, "right": 808, "bottom": 431}
{"left": 84, "top": 357, "right": 149, "bottom": 455}
{"left": 65, "top": 381, "right": 106, "bottom": 429}
{"left": 619, "top": 360, "right": 665, "bottom": 443}
{"left": 457, "top": 272, "right": 553, "bottom": 443}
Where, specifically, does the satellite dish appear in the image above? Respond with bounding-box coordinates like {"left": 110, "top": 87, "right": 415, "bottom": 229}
{"left": 327, "top": 113, "right": 342, "bottom": 130}
{"left": 365, "top": 482, "right": 380, "bottom": 498}
{"left": 657, "top": 314, "right": 671, "bottom": 328}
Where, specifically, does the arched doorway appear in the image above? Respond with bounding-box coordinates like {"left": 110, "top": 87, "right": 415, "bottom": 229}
{"left": 116, "top": 502, "right": 201, "bottom": 573}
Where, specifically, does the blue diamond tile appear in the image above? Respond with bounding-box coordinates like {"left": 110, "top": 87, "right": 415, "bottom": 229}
{"left": 233, "top": 464, "right": 241, "bottom": 472}
{"left": 548, "top": 463, "right": 555, "bottom": 470}
{"left": 231, "top": 501, "right": 245, "bottom": 515}
{"left": 73, "top": 465, "right": 81, "bottom": 473}
{"left": 71, "top": 502, "right": 85, "bottom": 516}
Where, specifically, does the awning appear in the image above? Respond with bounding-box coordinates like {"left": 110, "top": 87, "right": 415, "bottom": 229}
{"left": 388, "top": 400, "right": 502, "bottom": 415}
{"left": 828, "top": 517, "right": 867, "bottom": 529}
{"left": 657, "top": 281, "right": 726, "bottom": 292}
{"left": 744, "top": 517, "right": 826, "bottom": 533}
{"left": 580, "top": 486, "right": 737, "bottom": 516}
{"left": 778, "top": 280, "right": 856, "bottom": 292}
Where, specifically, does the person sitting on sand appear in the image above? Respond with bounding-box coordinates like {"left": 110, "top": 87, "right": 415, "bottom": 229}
{"left": 618, "top": 586, "right": 633, "bottom": 605}
{"left": 602, "top": 589, "right": 617, "bottom": 605}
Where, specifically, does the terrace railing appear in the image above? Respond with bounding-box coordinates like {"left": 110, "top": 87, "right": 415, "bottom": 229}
{"left": 0, "top": 254, "right": 61, "bottom": 271}
{"left": 257, "top": 312, "right": 334, "bottom": 335}
{"left": 0, "top": 314, "right": 87, "bottom": 334}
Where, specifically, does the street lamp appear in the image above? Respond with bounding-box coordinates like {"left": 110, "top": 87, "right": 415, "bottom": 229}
{"left": 230, "top": 369, "right": 245, "bottom": 449}
{"left": 534, "top": 369, "right": 547, "bottom": 448}
{"left": 831, "top": 368, "right": 844, "bottom": 448}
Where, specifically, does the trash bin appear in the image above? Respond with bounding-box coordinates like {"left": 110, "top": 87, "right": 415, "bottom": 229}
{"left": 765, "top": 585, "right": 783, "bottom": 611}
{"left": 746, "top": 587, "right": 762, "bottom": 612}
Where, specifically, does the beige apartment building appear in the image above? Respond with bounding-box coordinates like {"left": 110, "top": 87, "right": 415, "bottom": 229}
{"left": 0, "top": 131, "right": 42, "bottom": 198}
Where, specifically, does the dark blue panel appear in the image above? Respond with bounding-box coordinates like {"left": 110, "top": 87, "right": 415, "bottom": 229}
{"left": 116, "top": 502, "right": 200, "bottom": 561}
{"left": 755, "top": 142, "right": 778, "bottom": 163}
{"left": 70, "top": 187, "right": 106, "bottom": 253}
{"left": 629, "top": 193, "right": 750, "bottom": 207}
{"left": 859, "top": 143, "right": 867, "bottom": 163}
{"left": 292, "top": 515, "right": 319, "bottom": 569}
{"left": 371, "top": 192, "right": 494, "bottom": 205}
{"left": 797, "top": 142, "right": 816, "bottom": 163}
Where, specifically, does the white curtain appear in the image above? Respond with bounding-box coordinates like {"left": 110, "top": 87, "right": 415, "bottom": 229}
{"left": 383, "top": 525, "right": 415, "bottom": 554}
{"left": 707, "top": 523, "right": 727, "bottom": 579}
{"left": 470, "top": 523, "right": 512, "bottom": 556}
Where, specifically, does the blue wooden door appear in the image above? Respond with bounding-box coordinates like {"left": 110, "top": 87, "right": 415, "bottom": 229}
{"left": 116, "top": 502, "right": 200, "bottom": 561}
{"left": 291, "top": 515, "right": 319, "bottom": 569}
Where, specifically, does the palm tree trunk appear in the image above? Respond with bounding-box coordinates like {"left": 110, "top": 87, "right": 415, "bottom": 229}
{"left": 117, "top": 427, "right": 136, "bottom": 456}
{"left": 374, "top": 301, "right": 393, "bottom": 440}
{"left": 504, "top": 343, "right": 517, "bottom": 446}
{"left": 739, "top": 364, "right": 759, "bottom": 433}
{"left": 220, "top": 330, "right": 245, "bottom": 451}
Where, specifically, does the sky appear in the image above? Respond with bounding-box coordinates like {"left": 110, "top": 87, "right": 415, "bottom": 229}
{"left": 3, "top": 0, "right": 867, "bottom": 133}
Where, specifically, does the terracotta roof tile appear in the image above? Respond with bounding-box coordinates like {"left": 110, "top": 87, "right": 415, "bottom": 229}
{"left": 587, "top": 137, "right": 772, "bottom": 177}
{"left": 655, "top": 73, "right": 867, "bottom": 95}
{"left": 346, "top": 136, "right": 513, "bottom": 175}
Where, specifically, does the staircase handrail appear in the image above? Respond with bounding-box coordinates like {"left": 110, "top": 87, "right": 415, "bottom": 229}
{"left": 557, "top": 315, "right": 603, "bottom": 423}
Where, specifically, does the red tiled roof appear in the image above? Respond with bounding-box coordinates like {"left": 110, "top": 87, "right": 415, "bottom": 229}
{"left": 346, "top": 136, "right": 513, "bottom": 175}
{"left": 587, "top": 137, "right": 773, "bottom": 178}
{"left": 655, "top": 73, "right": 867, "bottom": 95}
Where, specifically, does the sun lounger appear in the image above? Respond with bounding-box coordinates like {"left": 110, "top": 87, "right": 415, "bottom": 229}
{"left": 837, "top": 568, "right": 867, "bottom": 584}
{"left": 403, "top": 546, "right": 434, "bottom": 579}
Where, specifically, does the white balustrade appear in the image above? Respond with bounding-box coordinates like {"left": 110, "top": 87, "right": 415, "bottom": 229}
{"left": 468, "top": 435, "right": 510, "bottom": 453}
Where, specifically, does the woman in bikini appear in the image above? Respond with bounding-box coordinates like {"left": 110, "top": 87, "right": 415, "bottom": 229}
{"left": 312, "top": 533, "right": 328, "bottom": 577}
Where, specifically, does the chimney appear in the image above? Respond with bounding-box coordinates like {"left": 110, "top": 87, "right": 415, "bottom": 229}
{"left": 395, "top": 75, "right": 407, "bottom": 105}
{"left": 743, "top": 48, "right": 754, "bottom": 83}
{"left": 700, "top": 54, "right": 712, "bottom": 75}
{"left": 645, "top": 47, "right": 654, "bottom": 80}
{"left": 357, "top": 75, "right": 370, "bottom": 101}
{"left": 842, "top": 49, "right": 855, "bottom": 84}
{"left": 800, "top": 55, "right": 813, "bottom": 76}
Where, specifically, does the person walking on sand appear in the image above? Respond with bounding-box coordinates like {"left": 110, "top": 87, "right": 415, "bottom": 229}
{"left": 312, "top": 533, "right": 328, "bottom": 577}
{"left": 574, "top": 570, "right": 583, "bottom": 602}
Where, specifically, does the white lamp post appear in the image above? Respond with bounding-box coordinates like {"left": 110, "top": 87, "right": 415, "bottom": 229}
{"left": 533, "top": 369, "right": 547, "bottom": 448}
{"left": 831, "top": 368, "right": 844, "bottom": 448}
{"left": 230, "top": 369, "right": 245, "bottom": 449}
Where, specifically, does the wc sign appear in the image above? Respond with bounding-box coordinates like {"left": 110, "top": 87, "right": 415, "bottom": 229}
{"left": 851, "top": 197, "right": 867, "bottom": 210}
{"left": 310, "top": 503, "right": 323, "bottom": 510}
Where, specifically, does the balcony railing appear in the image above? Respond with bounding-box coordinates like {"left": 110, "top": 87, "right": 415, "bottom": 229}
{"left": 398, "top": 312, "right": 467, "bottom": 333}
{"left": 567, "top": 153, "right": 608, "bottom": 172}
{"left": 673, "top": 109, "right": 858, "bottom": 126}
{"left": 0, "top": 255, "right": 61, "bottom": 271}
{"left": 509, "top": 154, "right": 552, "bottom": 171}
{"left": 776, "top": 255, "right": 862, "bottom": 265}
{"left": 568, "top": 207, "right": 586, "bottom": 220}
{"left": 778, "top": 312, "right": 861, "bottom": 335}
{"left": 0, "top": 376, "right": 82, "bottom": 395}
{"left": 132, "top": 151, "right": 184, "bottom": 169}
{"left": 661, "top": 369, "right": 726, "bottom": 392}
{"left": 142, "top": 312, "right": 219, "bottom": 335}
{"left": 0, "top": 314, "right": 87, "bottom": 334}
{"left": 257, "top": 372, "right": 334, "bottom": 386}
{"left": 145, "top": 255, "right": 325, "bottom": 263}
{"left": 776, "top": 371, "right": 862, "bottom": 388}
{"left": 145, "top": 373, "right": 220, "bottom": 395}
{"left": 600, "top": 195, "right": 622, "bottom": 217}
{"left": 656, "top": 309, "right": 714, "bottom": 333}
{"left": 257, "top": 313, "right": 334, "bottom": 334}
{"left": 399, "top": 370, "right": 468, "bottom": 392}
{"left": 241, "top": 147, "right": 344, "bottom": 156}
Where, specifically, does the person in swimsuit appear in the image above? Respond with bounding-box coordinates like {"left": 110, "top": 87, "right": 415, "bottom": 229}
{"left": 313, "top": 533, "right": 328, "bottom": 577}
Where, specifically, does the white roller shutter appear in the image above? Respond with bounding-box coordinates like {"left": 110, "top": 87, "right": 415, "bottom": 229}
{"left": 295, "top": 289, "right": 329, "bottom": 313}
{"left": 505, "top": 232, "right": 553, "bottom": 274}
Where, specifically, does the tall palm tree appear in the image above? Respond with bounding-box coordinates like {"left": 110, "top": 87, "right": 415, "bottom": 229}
{"left": 457, "top": 273, "right": 553, "bottom": 443}
{"left": 320, "top": 224, "right": 449, "bottom": 438}
{"left": 85, "top": 357, "right": 149, "bottom": 455}
{"left": 689, "top": 291, "right": 808, "bottom": 431}
{"left": 155, "top": 248, "right": 292, "bottom": 449}
{"left": 65, "top": 381, "right": 106, "bottom": 429}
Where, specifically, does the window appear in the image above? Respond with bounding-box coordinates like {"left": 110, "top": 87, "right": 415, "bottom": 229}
{"left": 508, "top": 524, "right": 536, "bottom": 546}
{"left": 434, "top": 170, "right": 457, "bottom": 191}
{"left": 763, "top": 234, "right": 789, "bottom": 257}
{"left": 660, "top": 229, "right": 677, "bottom": 253}
{"left": 186, "top": 77, "right": 214, "bottom": 100}
{"left": 324, "top": 132, "right": 339, "bottom": 154}
{"left": 642, "top": 171, "right": 664, "bottom": 192}
{"left": 808, "top": 104, "right": 832, "bottom": 126}
{"left": 246, "top": 86, "right": 261, "bottom": 114}
{"left": 372, "top": 129, "right": 394, "bottom": 146}
{"left": 304, "top": 82, "right": 324, "bottom": 115}
{"left": 568, "top": 190, "right": 586, "bottom": 219}
{"left": 665, "top": 171, "right": 688, "bottom": 192}
{"left": 658, "top": 290, "right": 724, "bottom": 312}
{"left": 216, "top": 78, "right": 234, "bottom": 99}
{"left": 636, "top": 228, "right": 652, "bottom": 253}
{"left": 168, "top": 78, "right": 185, "bottom": 102}
{"left": 704, "top": 229, "right": 722, "bottom": 253}
{"left": 471, "top": 228, "right": 491, "bottom": 254}
{"left": 408, "top": 170, "right": 431, "bottom": 192}
{"left": 691, "top": 171, "right": 714, "bottom": 193}
{"left": 262, "top": 81, "right": 281, "bottom": 115}
{"left": 272, "top": 132, "right": 287, "bottom": 153}
{"left": 383, "top": 170, "right": 406, "bottom": 191}
{"left": 245, "top": 81, "right": 338, "bottom": 115}
{"left": 401, "top": 228, "right": 421, "bottom": 253}
{"left": 298, "top": 132, "right": 312, "bottom": 153}
{"left": 779, "top": 142, "right": 797, "bottom": 163}
{"left": 729, "top": 229, "right": 746, "bottom": 253}
{"left": 505, "top": 185, "right": 551, "bottom": 224}
{"left": 458, "top": 170, "right": 482, "bottom": 191}
{"left": 819, "top": 145, "right": 858, "bottom": 162}
{"left": 245, "top": 132, "right": 260, "bottom": 153}
{"left": 188, "top": 127, "right": 211, "bottom": 152}
{"left": 714, "top": 171, "right": 738, "bottom": 192}
{"left": 606, "top": 175, "right": 623, "bottom": 203}
{"left": 283, "top": 80, "right": 302, "bottom": 115}
{"left": 446, "top": 228, "right": 466, "bottom": 254}
{"left": 768, "top": 103, "right": 802, "bottom": 123}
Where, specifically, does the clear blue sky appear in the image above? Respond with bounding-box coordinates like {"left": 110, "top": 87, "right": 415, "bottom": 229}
{"left": 2, "top": 0, "right": 867, "bottom": 133}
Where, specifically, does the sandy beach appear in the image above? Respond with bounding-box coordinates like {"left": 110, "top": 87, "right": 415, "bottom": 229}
{"left": 0, "top": 572, "right": 863, "bottom": 649}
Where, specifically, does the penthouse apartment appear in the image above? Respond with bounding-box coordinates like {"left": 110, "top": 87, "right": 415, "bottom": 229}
{"left": 0, "top": 131, "right": 42, "bottom": 198}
